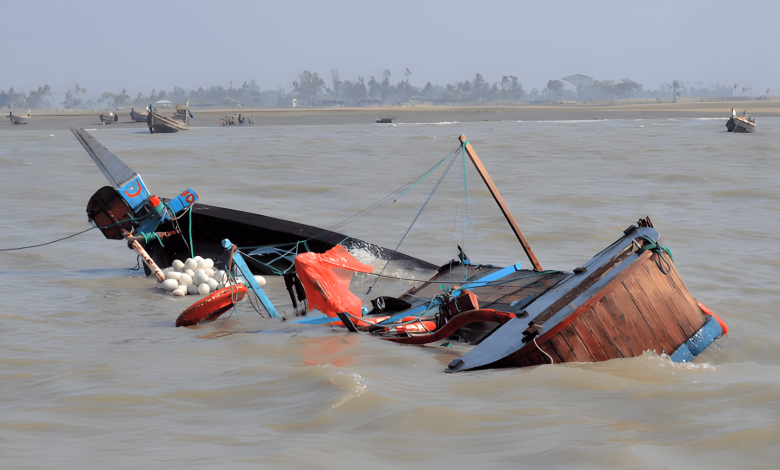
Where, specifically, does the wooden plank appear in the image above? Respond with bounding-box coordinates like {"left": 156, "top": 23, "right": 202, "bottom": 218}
{"left": 548, "top": 334, "right": 578, "bottom": 362}
{"left": 609, "top": 283, "right": 666, "bottom": 355}
{"left": 570, "top": 314, "right": 614, "bottom": 361}
{"left": 662, "top": 264, "right": 707, "bottom": 331}
{"left": 623, "top": 270, "right": 686, "bottom": 353}
{"left": 591, "top": 299, "right": 637, "bottom": 357}
{"left": 578, "top": 310, "right": 625, "bottom": 359}
{"left": 460, "top": 134, "right": 543, "bottom": 271}
{"left": 559, "top": 322, "right": 597, "bottom": 362}
{"left": 641, "top": 263, "right": 698, "bottom": 337}
{"left": 602, "top": 285, "right": 664, "bottom": 355}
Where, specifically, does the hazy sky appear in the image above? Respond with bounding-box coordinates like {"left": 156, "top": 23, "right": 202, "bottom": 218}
{"left": 2, "top": 0, "right": 778, "bottom": 98}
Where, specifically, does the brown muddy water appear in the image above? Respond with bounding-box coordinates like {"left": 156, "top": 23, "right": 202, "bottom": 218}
{"left": 1, "top": 117, "right": 778, "bottom": 468}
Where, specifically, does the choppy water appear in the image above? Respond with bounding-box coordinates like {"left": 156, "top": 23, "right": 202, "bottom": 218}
{"left": 1, "top": 117, "right": 779, "bottom": 467}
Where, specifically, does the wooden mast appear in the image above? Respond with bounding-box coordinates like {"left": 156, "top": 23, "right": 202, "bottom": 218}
{"left": 459, "top": 134, "right": 543, "bottom": 271}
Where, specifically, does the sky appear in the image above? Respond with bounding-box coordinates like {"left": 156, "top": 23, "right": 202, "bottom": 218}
{"left": 2, "top": 0, "right": 778, "bottom": 99}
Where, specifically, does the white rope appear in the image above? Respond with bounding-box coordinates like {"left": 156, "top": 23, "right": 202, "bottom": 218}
{"left": 534, "top": 337, "right": 554, "bottom": 364}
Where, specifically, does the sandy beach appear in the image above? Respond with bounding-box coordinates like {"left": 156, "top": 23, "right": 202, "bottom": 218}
{"left": 4, "top": 100, "right": 779, "bottom": 131}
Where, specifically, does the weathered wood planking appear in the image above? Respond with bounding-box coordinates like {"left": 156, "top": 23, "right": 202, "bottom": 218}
{"left": 495, "top": 250, "right": 706, "bottom": 367}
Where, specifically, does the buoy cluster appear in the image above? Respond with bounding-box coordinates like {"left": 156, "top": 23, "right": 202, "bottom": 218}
{"left": 157, "top": 256, "right": 247, "bottom": 297}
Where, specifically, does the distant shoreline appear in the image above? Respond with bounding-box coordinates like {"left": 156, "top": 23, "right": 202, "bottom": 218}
{"left": 4, "top": 101, "right": 779, "bottom": 131}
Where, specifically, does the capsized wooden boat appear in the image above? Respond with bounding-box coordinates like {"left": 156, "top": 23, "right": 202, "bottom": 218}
{"left": 298, "top": 135, "right": 725, "bottom": 371}
{"left": 7, "top": 111, "right": 30, "bottom": 124}
{"left": 130, "top": 107, "right": 148, "bottom": 122}
{"left": 727, "top": 108, "right": 756, "bottom": 133}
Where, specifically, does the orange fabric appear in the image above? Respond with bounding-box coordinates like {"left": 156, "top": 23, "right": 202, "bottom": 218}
{"left": 295, "top": 245, "right": 373, "bottom": 319}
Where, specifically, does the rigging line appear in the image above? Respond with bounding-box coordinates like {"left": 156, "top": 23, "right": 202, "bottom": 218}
{"left": 363, "top": 147, "right": 461, "bottom": 300}
{"left": 296, "top": 148, "right": 460, "bottom": 247}
{"left": 0, "top": 227, "right": 96, "bottom": 251}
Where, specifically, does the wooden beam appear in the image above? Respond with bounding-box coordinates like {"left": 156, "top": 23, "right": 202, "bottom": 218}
{"left": 459, "top": 135, "right": 543, "bottom": 271}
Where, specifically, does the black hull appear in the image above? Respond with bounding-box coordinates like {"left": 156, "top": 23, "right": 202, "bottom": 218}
{"left": 142, "top": 201, "right": 438, "bottom": 277}
{"left": 100, "top": 115, "right": 113, "bottom": 124}
{"left": 130, "top": 109, "right": 148, "bottom": 122}
{"left": 726, "top": 117, "right": 756, "bottom": 133}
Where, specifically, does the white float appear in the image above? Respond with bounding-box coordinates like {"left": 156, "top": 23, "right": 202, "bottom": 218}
{"left": 172, "top": 259, "right": 185, "bottom": 272}
{"left": 179, "top": 273, "right": 193, "bottom": 286}
{"left": 165, "top": 271, "right": 182, "bottom": 281}
{"left": 172, "top": 285, "right": 187, "bottom": 296}
{"left": 193, "top": 269, "right": 209, "bottom": 285}
{"left": 161, "top": 279, "right": 179, "bottom": 291}
{"left": 198, "top": 283, "right": 210, "bottom": 295}
{"left": 254, "top": 275, "right": 267, "bottom": 287}
{"left": 187, "top": 284, "right": 200, "bottom": 295}
{"left": 184, "top": 258, "right": 198, "bottom": 272}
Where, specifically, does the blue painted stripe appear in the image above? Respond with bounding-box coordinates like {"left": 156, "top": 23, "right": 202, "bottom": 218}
{"left": 670, "top": 316, "right": 722, "bottom": 362}
{"left": 452, "top": 263, "right": 522, "bottom": 296}
{"left": 670, "top": 342, "right": 694, "bottom": 363}
{"left": 685, "top": 315, "right": 723, "bottom": 356}
{"left": 232, "top": 253, "right": 280, "bottom": 318}
{"left": 377, "top": 304, "right": 429, "bottom": 325}
{"left": 289, "top": 314, "right": 339, "bottom": 325}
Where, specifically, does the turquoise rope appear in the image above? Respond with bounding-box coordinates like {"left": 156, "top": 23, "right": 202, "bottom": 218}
{"left": 137, "top": 232, "right": 165, "bottom": 247}
{"left": 187, "top": 205, "right": 194, "bottom": 259}
{"left": 637, "top": 235, "right": 673, "bottom": 274}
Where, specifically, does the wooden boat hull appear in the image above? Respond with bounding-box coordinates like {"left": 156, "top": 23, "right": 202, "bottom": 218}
{"left": 727, "top": 116, "right": 755, "bottom": 133}
{"left": 9, "top": 116, "right": 28, "bottom": 124}
{"left": 448, "top": 226, "right": 720, "bottom": 371}
{"left": 130, "top": 109, "right": 148, "bottom": 122}
{"left": 100, "top": 115, "right": 113, "bottom": 124}
{"left": 132, "top": 199, "right": 438, "bottom": 278}
{"left": 147, "top": 111, "right": 188, "bottom": 133}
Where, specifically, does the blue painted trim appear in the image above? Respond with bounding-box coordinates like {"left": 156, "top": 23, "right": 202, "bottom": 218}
{"left": 670, "top": 315, "right": 722, "bottom": 362}
{"left": 453, "top": 262, "right": 522, "bottom": 296}
{"left": 222, "top": 238, "right": 280, "bottom": 318}
{"left": 670, "top": 342, "right": 694, "bottom": 363}
{"left": 377, "top": 304, "right": 429, "bottom": 325}
{"left": 289, "top": 312, "right": 341, "bottom": 325}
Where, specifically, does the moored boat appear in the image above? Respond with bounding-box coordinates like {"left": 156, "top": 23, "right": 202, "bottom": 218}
{"left": 130, "top": 107, "right": 148, "bottom": 122}
{"left": 727, "top": 108, "right": 756, "bottom": 133}
{"left": 7, "top": 111, "right": 30, "bottom": 124}
{"left": 99, "top": 112, "right": 116, "bottom": 125}
{"left": 147, "top": 102, "right": 190, "bottom": 133}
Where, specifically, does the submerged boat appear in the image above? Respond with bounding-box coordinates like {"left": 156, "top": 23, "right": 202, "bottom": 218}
{"left": 99, "top": 113, "right": 116, "bottom": 125}
{"left": 727, "top": 108, "right": 756, "bottom": 133}
{"left": 130, "top": 107, "right": 148, "bottom": 122}
{"left": 147, "top": 102, "right": 191, "bottom": 133}
{"left": 291, "top": 136, "right": 726, "bottom": 370}
{"left": 71, "top": 125, "right": 436, "bottom": 279}
{"left": 7, "top": 111, "right": 30, "bottom": 124}
{"left": 376, "top": 118, "right": 394, "bottom": 124}
{"left": 71, "top": 127, "right": 725, "bottom": 370}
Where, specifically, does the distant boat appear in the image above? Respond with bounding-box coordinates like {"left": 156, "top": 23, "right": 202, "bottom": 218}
{"left": 376, "top": 118, "right": 395, "bottom": 124}
{"left": 130, "top": 108, "right": 148, "bottom": 122}
{"left": 7, "top": 111, "right": 30, "bottom": 125}
{"left": 100, "top": 112, "right": 116, "bottom": 125}
{"left": 147, "top": 102, "right": 191, "bottom": 134}
{"left": 726, "top": 108, "right": 756, "bottom": 133}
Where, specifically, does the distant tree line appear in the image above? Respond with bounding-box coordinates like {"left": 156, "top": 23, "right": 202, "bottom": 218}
{"left": 0, "top": 73, "right": 771, "bottom": 109}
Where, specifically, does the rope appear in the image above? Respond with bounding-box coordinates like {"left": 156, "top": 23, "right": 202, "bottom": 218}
{"left": 534, "top": 337, "right": 554, "bottom": 364}
{"left": 0, "top": 212, "right": 156, "bottom": 252}
{"left": 363, "top": 147, "right": 460, "bottom": 300}
{"left": 187, "top": 203, "right": 194, "bottom": 259}
{"left": 637, "top": 235, "right": 673, "bottom": 275}
{"left": 137, "top": 232, "right": 165, "bottom": 247}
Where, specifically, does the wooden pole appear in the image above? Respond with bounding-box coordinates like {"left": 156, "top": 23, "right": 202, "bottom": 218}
{"left": 122, "top": 229, "right": 166, "bottom": 282}
{"left": 459, "top": 135, "right": 543, "bottom": 271}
